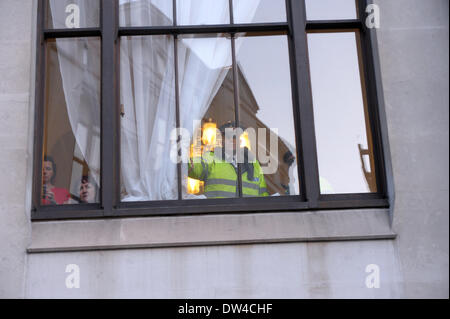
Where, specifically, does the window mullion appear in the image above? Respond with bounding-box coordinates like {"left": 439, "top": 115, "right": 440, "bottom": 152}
{"left": 101, "top": 0, "right": 117, "bottom": 215}
{"left": 231, "top": 34, "right": 243, "bottom": 198}
{"left": 229, "top": 0, "right": 234, "bottom": 24}
{"left": 288, "top": 0, "right": 320, "bottom": 208}
{"left": 357, "top": 0, "right": 388, "bottom": 195}
{"left": 174, "top": 35, "right": 183, "bottom": 200}
{"left": 32, "top": 0, "right": 46, "bottom": 216}
{"left": 173, "top": 0, "right": 183, "bottom": 200}
{"left": 173, "top": 0, "right": 177, "bottom": 26}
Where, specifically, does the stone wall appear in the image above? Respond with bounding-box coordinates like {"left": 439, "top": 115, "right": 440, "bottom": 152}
{"left": 0, "top": 0, "right": 448, "bottom": 298}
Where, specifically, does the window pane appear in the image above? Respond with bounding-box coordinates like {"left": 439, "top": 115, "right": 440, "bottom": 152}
{"left": 236, "top": 34, "right": 300, "bottom": 197}
{"left": 42, "top": 38, "right": 101, "bottom": 205}
{"left": 178, "top": 34, "right": 237, "bottom": 199}
{"left": 176, "top": 0, "right": 230, "bottom": 25}
{"left": 233, "top": 0, "right": 287, "bottom": 24}
{"left": 120, "top": 35, "right": 178, "bottom": 202}
{"left": 307, "top": 32, "right": 377, "bottom": 194}
{"left": 119, "top": 0, "right": 173, "bottom": 27}
{"left": 305, "top": 0, "right": 357, "bottom": 20}
{"left": 46, "top": 0, "right": 100, "bottom": 29}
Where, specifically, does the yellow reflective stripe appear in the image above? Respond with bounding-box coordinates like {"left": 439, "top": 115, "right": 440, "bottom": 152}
{"left": 242, "top": 181, "right": 260, "bottom": 190}
{"left": 204, "top": 191, "right": 236, "bottom": 198}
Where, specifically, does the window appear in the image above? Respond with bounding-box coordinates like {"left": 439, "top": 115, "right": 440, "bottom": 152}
{"left": 32, "top": 0, "right": 388, "bottom": 220}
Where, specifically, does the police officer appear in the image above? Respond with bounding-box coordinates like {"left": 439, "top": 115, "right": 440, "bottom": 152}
{"left": 188, "top": 122, "right": 269, "bottom": 198}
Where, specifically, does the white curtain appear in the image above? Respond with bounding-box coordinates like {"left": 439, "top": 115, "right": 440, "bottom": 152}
{"left": 120, "top": 34, "right": 179, "bottom": 201}
{"left": 49, "top": 0, "right": 101, "bottom": 187}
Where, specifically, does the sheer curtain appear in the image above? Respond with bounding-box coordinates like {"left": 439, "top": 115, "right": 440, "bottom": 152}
{"left": 120, "top": 34, "right": 178, "bottom": 201}
{"left": 49, "top": 0, "right": 101, "bottom": 187}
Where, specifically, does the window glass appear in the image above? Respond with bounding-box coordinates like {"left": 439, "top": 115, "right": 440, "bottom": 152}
{"left": 120, "top": 35, "right": 178, "bottom": 202}
{"left": 119, "top": 0, "right": 174, "bottom": 27}
{"left": 233, "top": 0, "right": 287, "bottom": 24}
{"left": 236, "top": 33, "right": 300, "bottom": 197}
{"left": 176, "top": 0, "right": 230, "bottom": 25}
{"left": 35, "top": 0, "right": 386, "bottom": 219}
{"left": 179, "top": 33, "right": 299, "bottom": 199}
{"left": 305, "top": 0, "right": 357, "bottom": 21}
{"left": 178, "top": 34, "right": 237, "bottom": 199}
{"left": 307, "top": 31, "right": 377, "bottom": 194}
{"left": 46, "top": 0, "right": 100, "bottom": 29}
{"left": 42, "top": 38, "right": 101, "bottom": 205}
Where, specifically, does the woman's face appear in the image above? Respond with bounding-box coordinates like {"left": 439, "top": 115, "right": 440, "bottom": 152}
{"left": 42, "top": 161, "right": 54, "bottom": 184}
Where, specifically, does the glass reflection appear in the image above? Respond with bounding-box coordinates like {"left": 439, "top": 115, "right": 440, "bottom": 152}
{"left": 307, "top": 31, "right": 377, "bottom": 194}
{"left": 236, "top": 34, "right": 299, "bottom": 197}
{"left": 42, "top": 38, "right": 101, "bottom": 205}
{"left": 305, "top": 0, "right": 357, "bottom": 21}
{"left": 180, "top": 33, "right": 299, "bottom": 199}
{"left": 176, "top": 0, "right": 230, "bottom": 25}
{"left": 119, "top": 0, "right": 173, "bottom": 27}
{"left": 233, "top": 0, "right": 287, "bottom": 24}
{"left": 46, "top": 0, "right": 100, "bottom": 29}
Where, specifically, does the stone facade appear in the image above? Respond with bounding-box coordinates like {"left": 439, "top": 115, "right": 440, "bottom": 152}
{"left": 0, "top": 0, "right": 448, "bottom": 298}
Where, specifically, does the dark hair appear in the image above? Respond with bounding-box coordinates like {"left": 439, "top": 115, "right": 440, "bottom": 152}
{"left": 43, "top": 155, "right": 56, "bottom": 184}
{"left": 283, "top": 151, "right": 295, "bottom": 166}
{"left": 218, "top": 121, "right": 246, "bottom": 136}
{"left": 81, "top": 175, "right": 95, "bottom": 185}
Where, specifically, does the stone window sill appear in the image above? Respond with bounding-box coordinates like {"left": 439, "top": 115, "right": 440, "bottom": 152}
{"left": 28, "top": 208, "right": 396, "bottom": 253}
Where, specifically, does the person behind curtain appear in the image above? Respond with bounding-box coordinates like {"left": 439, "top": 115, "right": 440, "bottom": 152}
{"left": 79, "top": 175, "right": 98, "bottom": 203}
{"left": 188, "top": 122, "right": 269, "bottom": 198}
{"left": 41, "top": 155, "right": 70, "bottom": 205}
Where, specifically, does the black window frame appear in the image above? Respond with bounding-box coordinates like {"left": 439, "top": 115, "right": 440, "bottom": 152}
{"left": 32, "top": 0, "right": 389, "bottom": 221}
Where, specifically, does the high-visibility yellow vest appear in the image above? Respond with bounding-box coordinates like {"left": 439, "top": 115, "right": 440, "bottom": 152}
{"left": 188, "top": 151, "right": 269, "bottom": 198}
